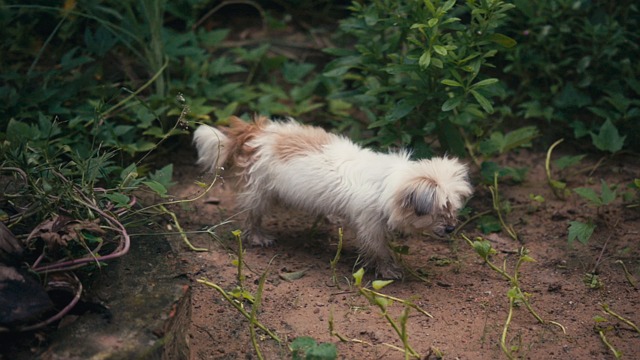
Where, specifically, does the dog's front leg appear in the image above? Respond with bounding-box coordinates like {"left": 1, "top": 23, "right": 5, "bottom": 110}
{"left": 242, "top": 209, "right": 275, "bottom": 247}
{"left": 355, "top": 225, "right": 402, "bottom": 279}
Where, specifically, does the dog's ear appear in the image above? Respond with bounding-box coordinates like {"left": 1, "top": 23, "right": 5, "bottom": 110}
{"left": 400, "top": 177, "right": 438, "bottom": 216}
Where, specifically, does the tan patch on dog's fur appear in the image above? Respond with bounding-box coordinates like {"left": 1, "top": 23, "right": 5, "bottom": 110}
{"left": 274, "top": 126, "right": 333, "bottom": 161}
{"left": 223, "top": 115, "right": 268, "bottom": 167}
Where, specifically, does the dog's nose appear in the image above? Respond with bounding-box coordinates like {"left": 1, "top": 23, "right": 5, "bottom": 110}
{"left": 444, "top": 225, "right": 456, "bottom": 234}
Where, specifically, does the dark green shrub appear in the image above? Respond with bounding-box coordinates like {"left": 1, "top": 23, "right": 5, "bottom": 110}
{"left": 324, "top": 0, "right": 518, "bottom": 157}
{"left": 503, "top": 0, "right": 640, "bottom": 152}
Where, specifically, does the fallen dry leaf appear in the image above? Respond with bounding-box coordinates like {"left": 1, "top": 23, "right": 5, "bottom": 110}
{"left": 27, "top": 215, "right": 104, "bottom": 248}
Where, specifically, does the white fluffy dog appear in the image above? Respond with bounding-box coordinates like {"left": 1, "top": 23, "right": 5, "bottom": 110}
{"left": 194, "top": 116, "right": 473, "bottom": 278}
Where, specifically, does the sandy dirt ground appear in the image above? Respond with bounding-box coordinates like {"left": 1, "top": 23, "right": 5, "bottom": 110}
{"left": 168, "top": 145, "right": 640, "bottom": 360}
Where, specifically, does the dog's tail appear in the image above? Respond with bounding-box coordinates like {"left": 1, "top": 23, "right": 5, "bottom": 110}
{"left": 193, "top": 123, "right": 234, "bottom": 173}
{"left": 193, "top": 116, "right": 268, "bottom": 173}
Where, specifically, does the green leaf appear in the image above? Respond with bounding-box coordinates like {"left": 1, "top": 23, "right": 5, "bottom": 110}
{"left": 487, "top": 33, "right": 517, "bottom": 48}
{"left": 433, "top": 45, "right": 447, "bottom": 56}
{"left": 280, "top": 269, "right": 307, "bottom": 282}
{"left": 554, "top": 155, "right": 586, "bottom": 170}
{"left": 477, "top": 215, "right": 502, "bottom": 234}
{"left": 306, "top": 342, "right": 337, "bottom": 360}
{"left": 431, "top": 58, "right": 444, "bottom": 68}
{"left": 470, "top": 89, "right": 493, "bottom": 113}
{"left": 353, "top": 268, "right": 365, "bottom": 287}
{"left": 506, "top": 287, "right": 520, "bottom": 299}
{"left": 472, "top": 239, "right": 495, "bottom": 258}
{"left": 374, "top": 296, "right": 389, "bottom": 309}
{"left": 573, "top": 187, "right": 601, "bottom": 205}
{"left": 599, "top": 180, "right": 616, "bottom": 205}
{"left": 529, "top": 194, "right": 545, "bottom": 203}
{"left": 372, "top": 280, "right": 394, "bottom": 290}
{"left": 283, "top": 62, "right": 316, "bottom": 84}
{"left": 84, "top": 25, "right": 118, "bottom": 56}
{"left": 590, "top": 119, "right": 626, "bottom": 153}
{"left": 384, "top": 98, "right": 420, "bottom": 122}
{"left": 6, "top": 119, "right": 37, "bottom": 145}
{"left": 143, "top": 180, "right": 168, "bottom": 198}
{"left": 440, "top": 0, "right": 456, "bottom": 13}
{"left": 480, "top": 162, "right": 529, "bottom": 185}
{"left": 568, "top": 221, "right": 596, "bottom": 244}
{"left": 550, "top": 179, "right": 566, "bottom": 191}
{"left": 419, "top": 51, "right": 431, "bottom": 69}
{"left": 120, "top": 163, "right": 139, "bottom": 187}
{"left": 291, "top": 337, "right": 337, "bottom": 360}
{"left": 149, "top": 164, "right": 176, "bottom": 190}
{"left": 501, "top": 126, "right": 539, "bottom": 152}
{"left": 593, "top": 315, "right": 608, "bottom": 323}
{"left": 229, "top": 286, "right": 255, "bottom": 303}
{"left": 81, "top": 232, "right": 103, "bottom": 245}
{"left": 441, "top": 79, "right": 463, "bottom": 87}
{"left": 442, "top": 96, "right": 463, "bottom": 111}
{"left": 291, "top": 336, "right": 316, "bottom": 348}
{"left": 478, "top": 126, "right": 539, "bottom": 155}
{"left": 198, "top": 28, "right": 230, "bottom": 47}
{"left": 554, "top": 82, "right": 591, "bottom": 108}
{"left": 103, "top": 193, "right": 131, "bottom": 208}
{"left": 471, "top": 78, "right": 499, "bottom": 89}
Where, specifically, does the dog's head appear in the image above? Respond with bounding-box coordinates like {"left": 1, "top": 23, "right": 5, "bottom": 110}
{"left": 390, "top": 157, "right": 473, "bottom": 236}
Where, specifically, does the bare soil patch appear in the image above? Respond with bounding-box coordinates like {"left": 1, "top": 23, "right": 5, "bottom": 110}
{"left": 169, "top": 146, "right": 640, "bottom": 359}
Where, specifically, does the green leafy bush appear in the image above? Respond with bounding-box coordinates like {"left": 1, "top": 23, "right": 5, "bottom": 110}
{"left": 324, "top": 0, "right": 517, "bottom": 157}
{"left": 0, "top": 1, "right": 333, "bottom": 157}
{"left": 503, "top": 0, "right": 640, "bottom": 151}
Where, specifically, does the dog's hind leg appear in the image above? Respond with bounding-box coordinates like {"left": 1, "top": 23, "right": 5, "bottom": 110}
{"left": 237, "top": 191, "right": 275, "bottom": 247}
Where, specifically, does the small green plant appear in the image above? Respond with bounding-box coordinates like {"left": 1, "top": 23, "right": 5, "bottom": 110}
{"left": 583, "top": 272, "right": 603, "bottom": 290}
{"left": 197, "top": 230, "right": 281, "bottom": 357}
{"left": 461, "top": 234, "right": 565, "bottom": 360}
{"left": 290, "top": 336, "right": 338, "bottom": 360}
{"left": 568, "top": 179, "right": 617, "bottom": 245}
{"left": 350, "top": 268, "right": 432, "bottom": 359}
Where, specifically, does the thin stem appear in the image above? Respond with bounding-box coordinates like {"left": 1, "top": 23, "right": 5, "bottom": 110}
{"left": 490, "top": 172, "right": 518, "bottom": 241}
{"left": 545, "top": 138, "right": 565, "bottom": 199}
{"left": 601, "top": 303, "right": 640, "bottom": 333}
{"left": 359, "top": 288, "right": 433, "bottom": 318}
{"left": 159, "top": 205, "right": 208, "bottom": 252}
{"left": 615, "top": 260, "right": 638, "bottom": 289}
{"left": 249, "top": 263, "right": 270, "bottom": 360}
{"left": 102, "top": 59, "right": 168, "bottom": 117}
{"left": 330, "top": 227, "right": 344, "bottom": 288}
{"left": 598, "top": 330, "right": 622, "bottom": 359}
{"left": 500, "top": 296, "right": 515, "bottom": 360}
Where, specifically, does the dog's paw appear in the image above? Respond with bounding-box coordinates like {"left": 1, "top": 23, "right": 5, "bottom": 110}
{"left": 246, "top": 231, "right": 275, "bottom": 247}
{"left": 375, "top": 262, "right": 403, "bottom": 280}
